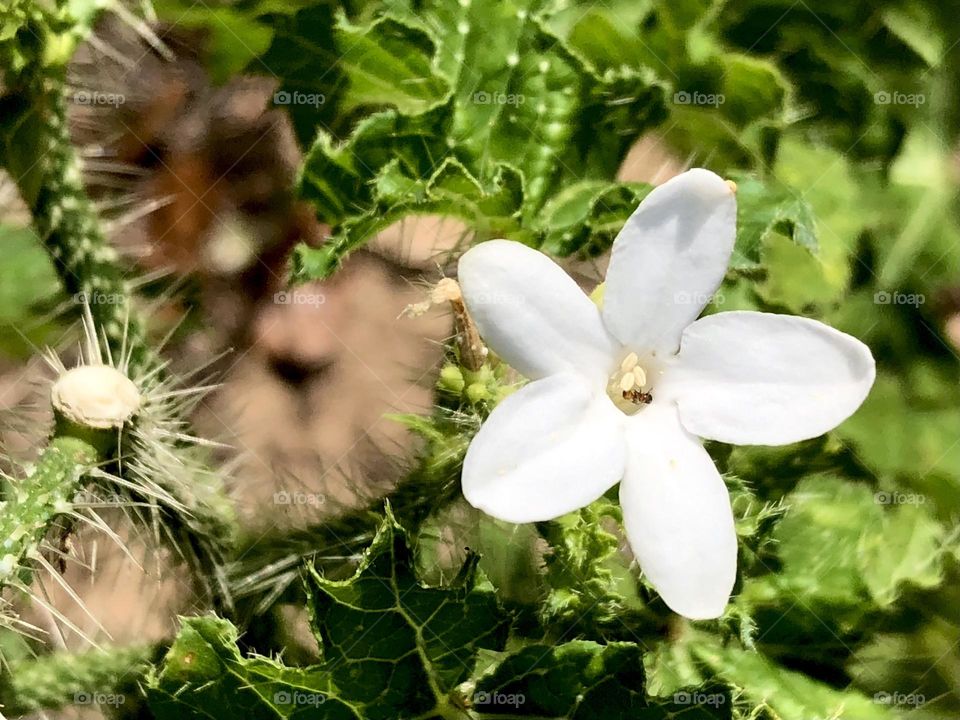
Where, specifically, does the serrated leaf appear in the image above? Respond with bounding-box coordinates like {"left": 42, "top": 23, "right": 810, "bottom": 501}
{"left": 755, "top": 232, "right": 834, "bottom": 311}
{"left": 304, "top": 506, "right": 510, "bottom": 718}
{"left": 857, "top": 500, "right": 946, "bottom": 606}
{"left": 147, "top": 616, "right": 352, "bottom": 719}
{"left": 535, "top": 180, "right": 652, "bottom": 256}
{"left": 289, "top": 0, "right": 668, "bottom": 278}
{"left": 295, "top": 156, "right": 523, "bottom": 279}
{"left": 537, "top": 499, "right": 627, "bottom": 632}
{"left": 750, "top": 475, "right": 880, "bottom": 608}
{"left": 694, "top": 639, "right": 896, "bottom": 720}
{"left": 728, "top": 173, "right": 817, "bottom": 271}
{"left": 149, "top": 511, "right": 510, "bottom": 719}
{"left": 335, "top": 13, "right": 449, "bottom": 114}
{"left": 474, "top": 640, "right": 730, "bottom": 719}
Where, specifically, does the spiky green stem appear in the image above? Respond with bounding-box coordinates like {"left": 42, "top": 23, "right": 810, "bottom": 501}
{"left": 0, "top": 436, "right": 99, "bottom": 590}
{"left": 2, "top": 1, "right": 153, "bottom": 372}
{"left": 0, "top": 643, "right": 158, "bottom": 715}
{"left": 0, "top": 2, "right": 236, "bottom": 611}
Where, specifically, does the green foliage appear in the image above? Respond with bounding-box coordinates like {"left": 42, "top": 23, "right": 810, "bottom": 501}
{"left": 285, "top": 0, "right": 671, "bottom": 277}
{"left": 693, "top": 637, "right": 897, "bottom": 720}
{"left": 150, "top": 510, "right": 510, "bottom": 719}
{"left": 537, "top": 500, "right": 625, "bottom": 634}
{"left": 4, "top": 0, "right": 960, "bottom": 717}
{"left": 746, "top": 475, "right": 949, "bottom": 612}
{"left": 0, "top": 643, "right": 157, "bottom": 716}
{"left": 474, "top": 641, "right": 730, "bottom": 719}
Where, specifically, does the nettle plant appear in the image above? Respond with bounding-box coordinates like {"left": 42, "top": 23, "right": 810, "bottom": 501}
{"left": 2, "top": 1, "right": 960, "bottom": 719}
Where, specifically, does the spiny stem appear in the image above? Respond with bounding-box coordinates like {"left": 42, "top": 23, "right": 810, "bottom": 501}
{"left": 0, "top": 436, "right": 99, "bottom": 591}
{"left": 0, "top": 2, "right": 235, "bottom": 611}
{"left": 26, "top": 82, "right": 152, "bottom": 371}
{"left": 2, "top": 2, "right": 154, "bottom": 373}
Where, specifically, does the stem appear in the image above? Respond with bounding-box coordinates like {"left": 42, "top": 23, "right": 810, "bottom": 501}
{"left": 0, "top": 436, "right": 99, "bottom": 590}
{"left": 0, "top": 4, "right": 235, "bottom": 609}
{"left": 2, "top": 5, "right": 155, "bottom": 373}
{"left": 28, "top": 83, "right": 152, "bottom": 370}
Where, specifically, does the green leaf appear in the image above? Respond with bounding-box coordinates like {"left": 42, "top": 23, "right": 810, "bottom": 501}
{"left": 771, "top": 475, "right": 878, "bottom": 605}
{"left": 858, "top": 500, "right": 946, "bottom": 607}
{"left": 836, "top": 372, "right": 960, "bottom": 510}
{"left": 694, "top": 638, "right": 896, "bottom": 720}
{"left": 717, "top": 54, "right": 788, "bottom": 128}
{"left": 728, "top": 173, "right": 817, "bottom": 271}
{"left": 149, "top": 510, "right": 510, "bottom": 718}
{"left": 755, "top": 232, "right": 834, "bottom": 312}
{"left": 289, "top": 0, "right": 668, "bottom": 278}
{"left": 537, "top": 500, "right": 626, "bottom": 632}
{"left": 0, "top": 223, "right": 63, "bottom": 355}
{"left": 535, "top": 180, "right": 652, "bottom": 256}
{"left": 881, "top": 4, "right": 944, "bottom": 68}
{"left": 746, "top": 473, "right": 950, "bottom": 613}
{"left": 335, "top": 14, "right": 449, "bottom": 114}
{"left": 295, "top": 155, "right": 523, "bottom": 279}
{"left": 474, "top": 641, "right": 730, "bottom": 718}
{"left": 147, "top": 616, "right": 351, "bottom": 719}
{"left": 304, "top": 506, "right": 510, "bottom": 717}
{"left": 849, "top": 619, "right": 960, "bottom": 720}
{"left": 151, "top": 0, "right": 276, "bottom": 83}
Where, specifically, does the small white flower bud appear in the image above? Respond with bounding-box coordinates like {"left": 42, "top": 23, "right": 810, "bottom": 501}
{"left": 51, "top": 365, "right": 141, "bottom": 430}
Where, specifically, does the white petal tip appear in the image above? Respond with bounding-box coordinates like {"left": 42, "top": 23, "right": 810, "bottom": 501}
{"left": 661, "top": 592, "right": 731, "bottom": 621}
{"left": 670, "top": 168, "right": 736, "bottom": 201}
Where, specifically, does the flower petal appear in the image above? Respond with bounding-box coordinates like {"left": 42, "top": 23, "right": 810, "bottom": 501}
{"left": 603, "top": 169, "right": 736, "bottom": 354}
{"left": 620, "top": 407, "right": 737, "bottom": 619}
{"left": 669, "top": 311, "right": 876, "bottom": 446}
{"left": 459, "top": 240, "right": 619, "bottom": 381}
{"left": 462, "top": 372, "right": 625, "bottom": 523}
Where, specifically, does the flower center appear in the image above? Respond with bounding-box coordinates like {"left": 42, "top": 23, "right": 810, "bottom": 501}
{"left": 607, "top": 351, "right": 659, "bottom": 416}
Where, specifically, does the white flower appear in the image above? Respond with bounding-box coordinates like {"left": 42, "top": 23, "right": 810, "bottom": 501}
{"left": 457, "top": 168, "right": 875, "bottom": 620}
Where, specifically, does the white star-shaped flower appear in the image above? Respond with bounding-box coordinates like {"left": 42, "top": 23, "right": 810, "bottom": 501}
{"left": 457, "top": 168, "right": 876, "bottom": 619}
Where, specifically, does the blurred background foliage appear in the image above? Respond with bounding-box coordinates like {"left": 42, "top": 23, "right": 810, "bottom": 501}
{"left": 2, "top": 0, "right": 960, "bottom": 718}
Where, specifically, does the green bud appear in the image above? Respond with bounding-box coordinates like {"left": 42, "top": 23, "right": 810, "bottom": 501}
{"left": 462, "top": 365, "right": 494, "bottom": 386}
{"left": 465, "top": 382, "right": 490, "bottom": 404}
{"left": 438, "top": 365, "right": 465, "bottom": 394}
